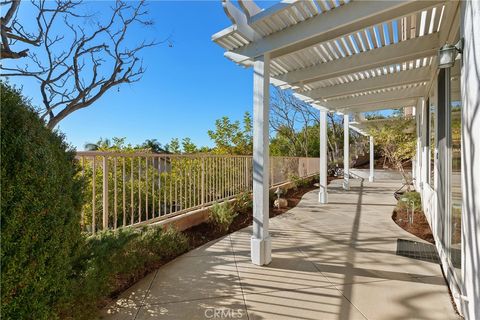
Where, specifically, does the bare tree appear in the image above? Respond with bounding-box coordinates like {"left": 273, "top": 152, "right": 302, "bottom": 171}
{"left": 1, "top": 0, "right": 160, "bottom": 128}
{"left": 327, "top": 113, "right": 341, "bottom": 163}
{"left": 270, "top": 87, "right": 319, "bottom": 157}
{"left": 269, "top": 88, "right": 361, "bottom": 166}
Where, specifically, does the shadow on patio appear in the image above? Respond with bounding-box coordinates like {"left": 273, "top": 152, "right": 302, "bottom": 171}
{"left": 102, "top": 179, "right": 460, "bottom": 320}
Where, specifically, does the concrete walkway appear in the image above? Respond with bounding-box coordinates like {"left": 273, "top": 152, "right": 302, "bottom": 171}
{"left": 102, "top": 179, "right": 460, "bottom": 320}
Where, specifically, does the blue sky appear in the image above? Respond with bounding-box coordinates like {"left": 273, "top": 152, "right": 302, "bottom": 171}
{"left": 5, "top": 1, "right": 262, "bottom": 150}
{"left": 4, "top": 1, "right": 398, "bottom": 151}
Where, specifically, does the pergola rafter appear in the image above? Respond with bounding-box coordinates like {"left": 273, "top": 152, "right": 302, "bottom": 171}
{"left": 299, "top": 66, "right": 431, "bottom": 100}
{"left": 228, "top": 0, "right": 442, "bottom": 60}
{"left": 274, "top": 32, "right": 439, "bottom": 86}
{"left": 325, "top": 84, "right": 426, "bottom": 108}
{"left": 341, "top": 98, "right": 419, "bottom": 113}
{"left": 212, "top": 0, "right": 459, "bottom": 269}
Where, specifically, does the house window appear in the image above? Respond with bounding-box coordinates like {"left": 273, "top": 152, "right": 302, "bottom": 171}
{"left": 449, "top": 62, "right": 462, "bottom": 281}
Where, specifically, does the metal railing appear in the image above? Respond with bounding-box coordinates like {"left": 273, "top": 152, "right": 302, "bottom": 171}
{"left": 76, "top": 152, "right": 319, "bottom": 233}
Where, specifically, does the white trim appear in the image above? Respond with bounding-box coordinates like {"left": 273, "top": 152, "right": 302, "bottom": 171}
{"left": 275, "top": 33, "right": 439, "bottom": 85}
{"left": 304, "top": 67, "right": 431, "bottom": 100}
{"left": 233, "top": 0, "right": 441, "bottom": 59}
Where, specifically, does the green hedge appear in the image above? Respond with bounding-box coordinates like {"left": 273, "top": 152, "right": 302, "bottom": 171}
{"left": 0, "top": 82, "right": 84, "bottom": 319}
{"left": 69, "top": 227, "right": 188, "bottom": 319}
{"left": 0, "top": 83, "right": 190, "bottom": 319}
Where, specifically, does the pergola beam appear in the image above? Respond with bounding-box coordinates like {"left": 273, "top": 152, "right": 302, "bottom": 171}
{"left": 340, "top": 98, "right": 418, "bottom": 113}
{"left": 302, "top": 67, "right": 431, "bottom": 100}
{"left": 326, "top": 85, "right": 426, "bottom": 108}
{"left": 233, "top": 0, "right": 441, "bottom": 59}
{"left": 275, "top": 33, "right": 439, "bottom": 85}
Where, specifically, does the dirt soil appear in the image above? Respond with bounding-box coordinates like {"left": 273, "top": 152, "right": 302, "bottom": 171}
{"left": 104, "top": 178, "right": 326, "bottom": 307}
{"left": 183, "top": 178, "right": 326, "bottom": 249}
{"left": 392, "top": 208, "right": 435, "bottom": 244}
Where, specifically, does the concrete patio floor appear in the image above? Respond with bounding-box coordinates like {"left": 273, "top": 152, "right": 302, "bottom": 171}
{"left": 102, "top": 179, "right": 460, "bottom": 320}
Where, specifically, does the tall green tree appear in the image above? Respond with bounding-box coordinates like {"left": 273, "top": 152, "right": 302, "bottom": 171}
{"left": 166, "top": 138, "right": 181, "bottom": 154}
{"left": 84, "top": 138, "right": 112, "bottom": 151}
{"left": 182, "top": 137, "right": 198, "bottom": 154}
{"left": 141, "top": 139, "right": 166, "bottom": 153}
{"left": 369, "top": 117, "right": 416, "bottom": 187}
{"left": 208, "top": 112, "right": 253, "bottom": 155}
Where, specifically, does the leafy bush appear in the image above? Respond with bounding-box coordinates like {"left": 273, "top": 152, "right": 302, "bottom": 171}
{"left": 67, "top": 226, "right": 188, "bottom": 319}
{"left": 0, "top": 82, "right": 84, "bottom": 319}
{"left": 209, "top": 202, "right": 237, "bottom": 232}
{"left": 0, "top": 83, "right": 190, "bottom": 319}
{"left": 289, "top": 174, "right": 310, "bottom": 189}
{"left": 234, "top": 191, "right": 253, "bottom": 214}
{"left": 397, "top": 191, "right": 422, "bottom": 211}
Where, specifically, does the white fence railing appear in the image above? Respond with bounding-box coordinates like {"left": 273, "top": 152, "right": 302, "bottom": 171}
{"left": 76, "top": 152, "right": 319, "bottom": 233}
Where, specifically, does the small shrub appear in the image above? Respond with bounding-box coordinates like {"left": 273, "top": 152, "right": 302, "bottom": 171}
{"left": 68, "top": 226, "right": 188, "bottom": 319}
{"left": 142, "top": 226, "right": 189, "bottom": 259}
{"left": 0, "top": 82, "right": 84, "bottom": 319}
{"left": 209, "top": 202, "right": 237, "bottom": 232}
{"left": 269, "top": 189, "right": 277, "bottom": 207}
{"left": 234, "top": 191, "right": 253, "bottom": 214}
{"left": 289, "top": 174, "right": 310, "bottom": 189}
{"left": 397, "top": 191, "right": 422, "bottom": 211}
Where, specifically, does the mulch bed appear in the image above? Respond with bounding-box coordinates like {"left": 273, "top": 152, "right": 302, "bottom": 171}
{"left": 392, "top": 208, "right": 435, "bottom": 244}
{"left": 103, "top": 179, "right": 325, "bottom": 311}
{"left": 392, "top": 203, "right": 462, "bottom": 316}
{"left": 183, "top": 180, "right": 320, "bottom": 249}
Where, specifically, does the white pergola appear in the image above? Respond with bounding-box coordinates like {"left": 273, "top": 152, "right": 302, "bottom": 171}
{"left": 212, "top": 0, "right": 459, "bottom": 266}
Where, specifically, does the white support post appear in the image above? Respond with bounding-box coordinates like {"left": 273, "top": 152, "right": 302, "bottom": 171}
{"left": 461, "top": 1, "right": 480, "bottom": 318}
{"left": 369, "top": 135, "right": 375, "bottom": 182}
{"left": 251, "top": 53, "right": 271, "bottom": 266}
{"left": 319, "top": 110, "right": 328, "bottom": 203}
{"left": 343, "top": 114, "right": 350, "bottom": 190}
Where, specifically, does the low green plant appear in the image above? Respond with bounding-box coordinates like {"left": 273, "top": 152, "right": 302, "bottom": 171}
{"left": 67, "top": 226, "right": 188, "bottom": 319}
{"left": 397, "top": 191, "right": 422, "bottom": 211}
{"left": 289, "top": 174, "right": 311, "bottom": 189}
{"left": 234, "top": 191, "right": 253, "bottom": 214}
{"left": 142, "top": 226, "right": 190, "bottom": 259}
{"left": 209, "top": 202, "right": 237, "bottom": 232}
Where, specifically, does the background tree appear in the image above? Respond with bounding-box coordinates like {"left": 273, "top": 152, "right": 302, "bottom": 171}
{"left": 141, "top": 139, "right": 166, "bottom": 153}
{"left": 369, "top": 117, "right": 416, "bottom": 187}
{"left": 364, "top": 111, "right": 387, "bottom": 120}
{"left": 165, "top": 138, "right": 181, "bottom": 154}
{"left": 208, "top": 112, "right": 253, "bottom": 155}
{"left": 181, "top": 137, "right": 198, "bottom": 154}
{"left": 269, "top": 88, "right": 361, "bottom": 164}
{"left": 269, "top": 88, "right": 319, "bottom": 157}
{"left": 1, "top": 0, "right": 160, "bottom": 128}
{"left": 84, "top": 137, "right": 112, "bottom": 151}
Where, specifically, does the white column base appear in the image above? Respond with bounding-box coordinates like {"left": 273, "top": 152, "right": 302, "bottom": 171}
{"left": 251, "top": 236, "right": 272, "bottom": 266}
{"left": 319, "top": 190, "right": 328, "bottom": 204}
{"left": 343, "top": 178, "right": 350, "bottom": 190}
{"left": 369, "top": 176, "right": 374, "bottom": 182}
